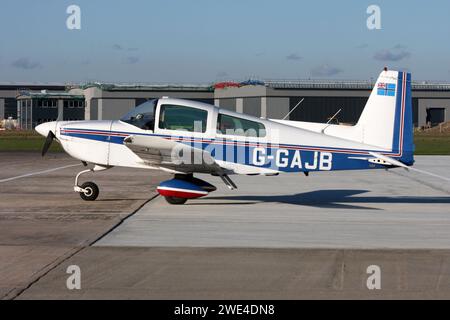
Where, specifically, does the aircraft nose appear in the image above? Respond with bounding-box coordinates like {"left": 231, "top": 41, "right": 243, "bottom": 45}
{"left": 35, "top": 121, "right": 56, "bottom": 137}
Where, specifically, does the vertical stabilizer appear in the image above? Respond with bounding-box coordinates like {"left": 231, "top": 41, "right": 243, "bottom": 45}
{"left": 356, "top": 70, "right": 414, "bottom": 164}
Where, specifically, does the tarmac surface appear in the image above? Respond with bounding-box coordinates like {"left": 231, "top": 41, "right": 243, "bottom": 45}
{"left": 0, "top": 152, "right": 169, "bottom": 299}
{"left": 1, "top": 152, "right": 449, "bottom": 299}
{"left": 98, "top": 156, "right": 450, "bottom": 249}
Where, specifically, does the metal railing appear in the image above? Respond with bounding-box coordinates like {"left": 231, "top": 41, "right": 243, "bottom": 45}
{"left": 264, "top": 79, "right": 450, "bottom": 91}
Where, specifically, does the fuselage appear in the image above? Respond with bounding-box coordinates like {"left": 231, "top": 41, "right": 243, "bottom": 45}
{"left": 35, "top": 98, "right": 401, "bottom": 175}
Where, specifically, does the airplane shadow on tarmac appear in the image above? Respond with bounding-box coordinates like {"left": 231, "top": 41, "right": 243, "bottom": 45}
{"left": 194, "top": 189, "right": 450, "bottom": 210}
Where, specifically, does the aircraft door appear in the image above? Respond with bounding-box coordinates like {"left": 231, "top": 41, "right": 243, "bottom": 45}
{"left": 154, "top": 100, "right": 214, "bottom": 140}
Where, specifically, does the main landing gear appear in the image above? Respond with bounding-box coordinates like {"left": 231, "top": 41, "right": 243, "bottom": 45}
{"left": 156, "top": 173, "right": 236, "bottom": 205}
{"left": 164, "top": 195, "right": 189, "bottom": 205}
{"left": 74, "top": 164, "right": 110, "bottom": 201}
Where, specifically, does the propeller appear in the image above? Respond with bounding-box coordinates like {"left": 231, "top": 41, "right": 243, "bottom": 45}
{"left": 41, "top": 131, "right": 56, "bottom": 156}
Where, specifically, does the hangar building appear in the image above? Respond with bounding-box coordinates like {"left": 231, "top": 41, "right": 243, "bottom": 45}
{"left": 214, "top": 80, "right": 450, "bottom": 127}
{"left": 1, "top": 78, "right": 450, "bottom": 129}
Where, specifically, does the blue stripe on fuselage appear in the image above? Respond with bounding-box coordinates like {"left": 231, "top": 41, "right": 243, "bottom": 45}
{"left": 60, "top": 129, "right": 386, "bottom": 172}
{"left": 61, "top": 128, "right": 383, "bottom": 154}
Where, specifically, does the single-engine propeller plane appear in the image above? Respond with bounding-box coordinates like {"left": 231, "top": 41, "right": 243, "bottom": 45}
{"left": 36, "top": 69, "right": 415, "bottom": 204}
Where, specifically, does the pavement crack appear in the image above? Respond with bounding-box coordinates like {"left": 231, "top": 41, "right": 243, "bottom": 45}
{"left": 90, "top": 194, "right": 159, "bottom": 246}
{"left": 4, "top": 246, "right": 85, "bottom": 300}
{"left": 7, "top": 194, "right": 159, "bottom": 300}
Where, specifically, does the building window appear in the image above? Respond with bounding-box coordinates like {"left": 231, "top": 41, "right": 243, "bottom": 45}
{"left": 64, "top": 100, "right": 84, "bottom": 108}
{"left": 217, "top": 113, "right": 266, "bottom": 137}
{"left": 158, "top": 104, "right": 208, "bottom": 133}
{"left": 38, "top": 99, "right": 57, "bottom": 108}
{"left": 4, "top": 98, "right": 17, "bottom": 118}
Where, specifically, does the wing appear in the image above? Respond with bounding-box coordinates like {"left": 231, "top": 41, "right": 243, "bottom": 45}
{"left": 123, "top": 134, "right": 225, "bottom": 174}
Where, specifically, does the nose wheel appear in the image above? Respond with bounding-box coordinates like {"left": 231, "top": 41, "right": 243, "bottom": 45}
{"left": 74, "top": 164, "right": 110, "bottom": 201}
{"left": 78, "top": 182, "right": 99, "bottom": 201}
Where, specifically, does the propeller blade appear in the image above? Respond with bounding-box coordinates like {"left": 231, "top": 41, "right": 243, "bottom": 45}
{"left": 41, "top": 131, "right": 55, "bottom": 156}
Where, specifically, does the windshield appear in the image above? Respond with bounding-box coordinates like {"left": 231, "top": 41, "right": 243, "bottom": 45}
{"left": 120, "top": 99, "right": 158, "bottom": 130}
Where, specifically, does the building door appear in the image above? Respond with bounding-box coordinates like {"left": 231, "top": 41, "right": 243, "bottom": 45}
{"left": 428, "top": 108, "right": 445, "bottom": 126}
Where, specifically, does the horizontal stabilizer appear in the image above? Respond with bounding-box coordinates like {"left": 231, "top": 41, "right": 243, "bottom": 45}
{"left": 368, "top": 152, "right": 409, "bottom": 169}
{"left": 369, "top": 152, "right": 450, "bottom": 182}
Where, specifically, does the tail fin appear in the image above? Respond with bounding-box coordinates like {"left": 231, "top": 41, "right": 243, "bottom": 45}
{"left": 356, "top": 70, "right": 414, "bottom": 165}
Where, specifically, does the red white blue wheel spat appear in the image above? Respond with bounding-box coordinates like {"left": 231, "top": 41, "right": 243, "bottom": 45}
{"left": 157, "top": 179, "right": 209, "bottom": 199}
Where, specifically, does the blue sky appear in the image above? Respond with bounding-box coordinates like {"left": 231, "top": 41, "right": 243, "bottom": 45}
{"left": 0, "top": 0, "right": 449, "bottom": 83}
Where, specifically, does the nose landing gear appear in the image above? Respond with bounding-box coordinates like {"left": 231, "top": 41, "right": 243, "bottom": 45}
{"left": 74, "top": 164, "right": 110, "bottom": 201}
{"left": 78, "top": 181, "right": 99, "bottom": 201}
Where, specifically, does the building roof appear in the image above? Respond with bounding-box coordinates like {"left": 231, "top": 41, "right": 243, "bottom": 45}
{"left": 79, "top": 82, "right": 214, "bottom": 92}
{"left": 264, "top": 79, "right": 450, "bottom": 91}
{"left": 5, "top": 78, "right": 450, "bottom": 97}
{"left": 16, "top": 90, "right": 84, "bottom": 100}
{"left": 0, "top": 83, "right": 66, "bottom": 91}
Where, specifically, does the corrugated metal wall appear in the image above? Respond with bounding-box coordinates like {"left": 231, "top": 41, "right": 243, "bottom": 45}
{"left": 288, "top": 96, "right": 368, "bottom": 124}
{"left": 219, "top": 98, "right": 236, "bottom": 111}
{"left": 243, "top": 97, "right": 261, "bottom": 117}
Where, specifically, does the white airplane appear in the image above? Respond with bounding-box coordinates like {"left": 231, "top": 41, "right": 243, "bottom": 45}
{"left": 36, "top": 69, "right": 414, "bottom": 204}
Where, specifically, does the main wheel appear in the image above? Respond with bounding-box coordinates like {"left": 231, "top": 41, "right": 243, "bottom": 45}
{"left": 79, "top": 182, "right": 99, "bottom": 201}
{"left": 164, "top": 196, "right": 187, "bottom": 205}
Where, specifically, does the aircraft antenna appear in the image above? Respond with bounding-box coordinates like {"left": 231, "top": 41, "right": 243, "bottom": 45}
{"left": 281, "top": 98, "right": 304, "bottom": 120}
{"left": 321, "top": 108, "right": 342, "bottom": 133}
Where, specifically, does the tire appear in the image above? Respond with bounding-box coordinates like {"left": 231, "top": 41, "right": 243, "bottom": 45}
{"left": 79, "top": 182, "right": 99, "bottom": 201}
{"left": 164, "top": 196, "right": 188, "bottom": 205}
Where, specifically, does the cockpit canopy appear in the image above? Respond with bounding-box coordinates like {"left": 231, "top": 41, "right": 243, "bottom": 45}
{"left": 120, "top": 99, "right": 157, "bottom": 130}
{"left": 120, "top": 98, "right": 209, "bottom": 133}
{"left": 120, "top": 98, "right": 266, "bottom": 137}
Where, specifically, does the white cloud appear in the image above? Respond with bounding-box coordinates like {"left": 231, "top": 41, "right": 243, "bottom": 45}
{"left": 11, "top": 57, "right": 41, "bottom": 70}
{"left": 286, "top": 53, "right": 302, "bottom": 61}
{"left": 310, "top": 64, "right": 342, "bottom": 77}
{"left": 374, "top": 49, "right": 411, "bottom": 61}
